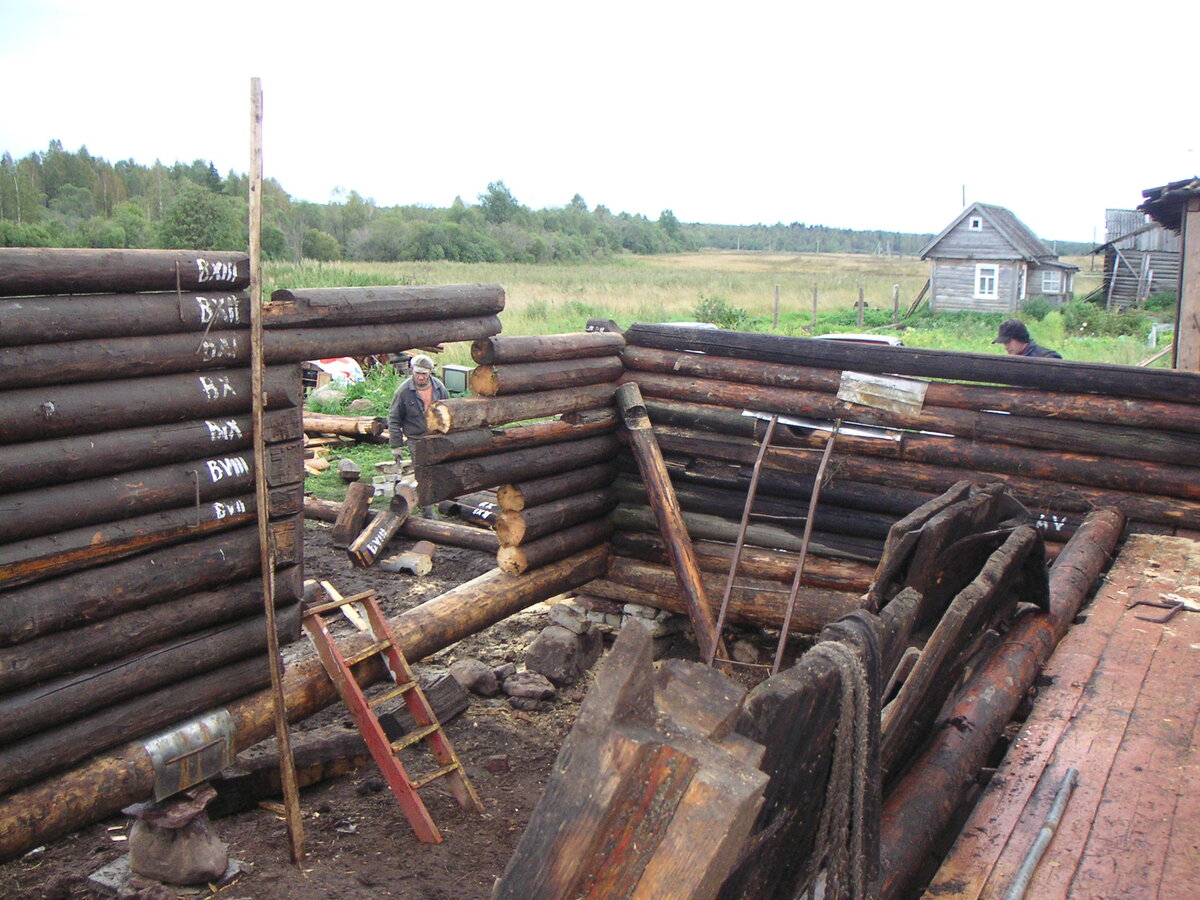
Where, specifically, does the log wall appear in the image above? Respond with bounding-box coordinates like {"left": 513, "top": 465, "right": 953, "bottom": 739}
{"left": 0, "top": 251, "right": 505, "bottom": 800}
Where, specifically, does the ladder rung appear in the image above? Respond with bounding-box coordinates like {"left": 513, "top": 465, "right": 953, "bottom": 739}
{"left": 304, "top": 589, "right": 377, "bottom": 617}
{"left": 391, "top": 723, "right": 441, "bottom": 752}
{"left": 411, "top": 763, "right": 461, "bottom": 790}
{"left": 369, "top": 682, "right": 417, "bottom": 707}
{"left": 344, "top": 639, "right": 392, "bottom": 666}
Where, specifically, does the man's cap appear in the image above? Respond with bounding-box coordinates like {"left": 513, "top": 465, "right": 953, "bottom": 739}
{"left": 411, "top": 354, "right": 434, "bottom": 373}
{"left": 993, "top": 319, "right": 1030, "bottom": 344}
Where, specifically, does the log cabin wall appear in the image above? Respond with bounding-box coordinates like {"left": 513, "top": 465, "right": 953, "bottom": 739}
{"left": 0, "top": 250, "right": 504, "bottom": 798}
{"left": 413, "top": 332, "right": 625, "bottom": 577}
{"left": 614, "top": 324, "right": 1200, "bottom": 556}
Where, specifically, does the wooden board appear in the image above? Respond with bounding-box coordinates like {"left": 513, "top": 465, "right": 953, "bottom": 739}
{"left": 924, "top": 534, "right": 1200, "bottom": 899}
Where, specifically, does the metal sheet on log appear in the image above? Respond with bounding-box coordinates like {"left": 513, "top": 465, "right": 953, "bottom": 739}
{"left": 837, "top": 371, "right": 929, "bottom": 418}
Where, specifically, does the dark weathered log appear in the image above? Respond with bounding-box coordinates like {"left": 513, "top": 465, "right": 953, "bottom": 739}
{"left": 409, "top": 414, "right": 617, "bottom": 466}
{"left": 330, "top": 481, "right": 375, "bottom": 549}
{"left": 0, "top": 567, "right": 300, "bottom": 691}
{"left": 496, "top": 462, "right": 620, "bottom": 511}
{"left": 624, "top": 323, "right": 1200, "bottom": 404}
{"left": 879, "top": 526, "right": 1044, "bottom": 780}
{"left": 347, "top": 486, "right": 418, "bottom": 567}
{"left": 596, "top": 555, "right": 865, "bottom": 634}
{"left": 0, "top": 525, "right": 270, "bottom": 645}
{"left": 263, "top": 315, "right": 500, "bottom": 364}
{"left": 469, "top": 357, "right": 624, "bottom": 397}
{"left": 612, "top": 504, "right": 884, "bottom": 564}
{"left": 0, "top": 604, "right": 301, "bottom": 747}
{"left": 303, "top": 412, "right": 385, "bottom": 439}
{"left": 497, "top": 518, "right": 614, "bottom": 574}
{"left": 399, "top": 516, "right": 501, "bottom": 552}
{"left": 878, "top": 508, "right": 1124, "bottom": 899}
{"left": 651, "top": 427, "right": 1200, "bottom": 531}
{"left": 610, "top": 531, "right": 875, "bottom": 594}
{"left": 0, "top": 316, "right": 499, "bottom": 390}
{"left": 624, "top": 344, "right": 1200, "bottom": 434}
{"left": 427, "top": 384, "right": 617, "bottom": 433}
{"left": 0, "top": 546, "right": 610, "bottom": 861}
{"left": 0, "top": 495, "right": 300, "bottom": 592}
{"left": 0, "top": 409, "right": 300, "bottom": 495}
{"left": 265, "top": 283, "right": 505, "bottom": 327}
{"left": 443, "top": 491, "right": 501, "bottom": 528}
{"left": 669, "top": 455, "right": 934, "bottom": 518}
{"left": 616, "top": 382, "right": 725, "bottom": 664}
{"left": 414, "top": 434, "right": 620, "bottom": 506}
{"left": 615, "top": 472, "right": 897, "bottom": 541}
{"left": 632, "top": 369, "right": 1200, "bottom": 467}
{"left": 0, "top": 653, "right": 274, "bottom": 796}
{"left": 0, "top": 365, "right": 301, "bottom": 446}
{"left": 303, "top": 496, "right": 340, "bottom": 522}
{"left": 0, "top": 248, "right": 249, "bottom": 297}
{"left": 495, "top": 488, "right": 619, "bottom": 546}
{"left": 0, "top": 441, "right": 303, "bottom": 545}
{"left": 471, "top": 331, "right": 625, "bottom": 365}
{"left": 0, "top": 291, "right": 250, "bottom": 347}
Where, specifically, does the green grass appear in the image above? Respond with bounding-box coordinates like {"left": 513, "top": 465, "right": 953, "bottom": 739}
{"left": 306, "top": 442, "right": 397, "bottom": 503}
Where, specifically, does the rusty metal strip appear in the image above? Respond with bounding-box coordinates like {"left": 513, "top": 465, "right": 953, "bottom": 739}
{"left": 772, "top": 419, "right": 843, "bottom": 675}
{"left": 707, "top": 414, "right": 778, "bottom": 668}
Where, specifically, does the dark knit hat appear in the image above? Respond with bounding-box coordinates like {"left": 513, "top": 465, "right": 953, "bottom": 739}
{"left": 993, "top": 319, "right": 1030, "bottom": 344}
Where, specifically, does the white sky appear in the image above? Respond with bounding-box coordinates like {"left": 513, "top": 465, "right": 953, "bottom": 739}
{"left": 0, "top": 0, "right": 1194, "bottom": 242}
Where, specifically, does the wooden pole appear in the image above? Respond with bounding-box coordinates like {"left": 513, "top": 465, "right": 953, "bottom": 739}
{"left": 249, "top": 76, "right": 305, "bottom": 864}
{"left": 857, "top": 286, "right": 865, "bottom": 328}
{"left": 773, "top": 284, "right": 780, "bottom": 330}
{"left": 614, "top": 382, "right": 726, "bottom": 665}
{"left": 811, "top": 282, "right": 818, "bottom": 330}
{"left": 892, "top": 283, "right": 900, "bottom": 326}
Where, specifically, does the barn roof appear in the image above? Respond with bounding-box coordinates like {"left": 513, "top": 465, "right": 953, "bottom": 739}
{"left": 920, "top": 202, "right": 1057, "bottom": 262}
{"left": 1139, "top": 177, "right": 1200, "bottom": 233}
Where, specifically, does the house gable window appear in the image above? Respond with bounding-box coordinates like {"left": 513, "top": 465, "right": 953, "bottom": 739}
{"left": 1042, "top": 270, "right": 1063, "bottom": 293}
{"left": 974, "top": 264, "right": 999, "bottom": 299}
{"left": 968, "top": 216, "right": 983, "bottom": 231}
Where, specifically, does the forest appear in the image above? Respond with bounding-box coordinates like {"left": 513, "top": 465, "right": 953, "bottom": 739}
{"left": 0, "top": 141, "right": 1092, "bottom": 263}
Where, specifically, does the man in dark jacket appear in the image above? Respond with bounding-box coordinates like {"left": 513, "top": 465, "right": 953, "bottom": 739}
{"left": 389, "top": 354, "right": 449, "bottom": 456}
{"left": 993, "top": 319, "right": 1062, "bottom": 359}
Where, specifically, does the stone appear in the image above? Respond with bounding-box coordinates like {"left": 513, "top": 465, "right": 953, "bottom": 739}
{"left": 525, "top": 625, "right": 588, "bottom": 685}
{"left": 309, "top": 385, "right": 346, "bottom": 406}
{"left": 508, "top": 697, "right": 555, "bottom": 713}
{"left": 622, "top": 603, "right": 658, "bottom": 619}
{"left": 448, "top": 658, "right": 498, "bottom": 697}
{"left": 547, "top": 600, "right": 589, "bottom": 634}
{"left": 336, "top": 459, "right": 362, "bottom": 482}
{"left": 492, "top": 662, "right": 517, "bottom": 683}
{"left": 482, "top": 754, "right": 510, "bottom": 774}
{"left": 502, "top": 670, "right": 556, "bottom": 701}
{"left": 346, "top": 398, "right": 375, "bottom": 413}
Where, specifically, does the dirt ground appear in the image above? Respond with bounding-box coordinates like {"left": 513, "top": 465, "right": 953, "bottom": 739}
{"left": 0, "top": 517, "right": 606, "bottom": 900}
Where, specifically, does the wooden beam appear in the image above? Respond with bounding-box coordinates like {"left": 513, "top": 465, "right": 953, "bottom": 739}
{"left": 0, "top": 248, "right": 249, "bottom": 297}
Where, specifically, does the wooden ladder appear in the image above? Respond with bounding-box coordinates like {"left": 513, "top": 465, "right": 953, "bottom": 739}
{"left": 302, "top": 584, "right": 483, "bottom": 843}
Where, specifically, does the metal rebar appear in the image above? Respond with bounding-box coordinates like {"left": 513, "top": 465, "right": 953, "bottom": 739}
{"left": 1003, "top": 767, "right": 1079, "bottom": 900}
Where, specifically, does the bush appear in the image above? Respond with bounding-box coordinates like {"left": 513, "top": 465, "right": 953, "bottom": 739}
{"left": 1144, "top": 291, "right": 1177, "bottom": 315}
{"left": 694, "top": 294, "right": 752, "bottom": 329}
{"left": 1058, "top": 300, "right": 1149, "bottom": 338}
{"left": 1019, "top": 297, "right": 1051, "bottom": 321}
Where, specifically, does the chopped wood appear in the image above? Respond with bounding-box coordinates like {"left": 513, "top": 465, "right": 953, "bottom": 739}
{"left": 330, "top": 481, "right": 374, "bottom": 548}
{"left": 346, "top": 486, "right": 418, "bottom": 567}
{"left": 303, "top": 412, "right": 386, "bottom": 439}
{"left": 469, "top": 357, "right": 624, "bottom": 396}
{"left": 379, "top": 541, "right": 437, "bottom": 576}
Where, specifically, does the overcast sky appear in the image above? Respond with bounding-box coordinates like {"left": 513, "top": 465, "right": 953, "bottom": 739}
{"left": 1, "top": 0, "right": 1193, "bottom": 242}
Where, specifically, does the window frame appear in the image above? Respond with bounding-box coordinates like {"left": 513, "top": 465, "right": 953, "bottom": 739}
{"left": 974, "top": 263, "right": 999, "bottom": 300}
{"left": 1042, "top": 269, "right": 1063, "bottom": 293}
{"left": 968, "top": 216, "right": 983, "bottom": 231}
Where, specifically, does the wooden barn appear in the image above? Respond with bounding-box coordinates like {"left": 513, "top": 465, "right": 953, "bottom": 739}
{"left": 1089, "top": 208, "right": 1181, "bottom": 310}
{"left": 920, "top": 203, "right": 1078, "bottom": 313}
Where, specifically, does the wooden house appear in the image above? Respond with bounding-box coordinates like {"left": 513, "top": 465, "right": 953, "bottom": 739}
{"left": 1090, "top": 208, "right": 1180, "bottom": 310}
{"left": 919, "top": 203, "right": 1078, "bottom": 313}
{"left": 1140, "top": 176, "right": 1200, "bottom": 372}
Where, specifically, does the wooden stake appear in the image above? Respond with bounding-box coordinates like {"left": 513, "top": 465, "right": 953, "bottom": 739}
{"left": 249, "top": 76, "right": 305, "bottom": 864}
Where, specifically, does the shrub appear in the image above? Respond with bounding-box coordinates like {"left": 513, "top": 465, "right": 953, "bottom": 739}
{"left": 1020, "top": 297, "right": 1051, "bottom": 321}
{"left": 1144, "top": 291, "right": 1177, "bottom": 315}
{"left": 694, "top": 294, "right": 752, "bottom": 329}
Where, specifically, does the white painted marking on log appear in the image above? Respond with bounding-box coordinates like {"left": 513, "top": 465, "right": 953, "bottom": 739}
{"left": 205, "top": 419, "right": 244, "bottom": 442}
{"left": 198, "top": 336, "right": 241, "bottom": 361}
{"left": 195, "top": 294, "right": 242, "bottom": 325}
{"left": 212, "top": 499, "right": 248, "bottom": 519}
{"left": 198, "top": 375, "right": 237, "bottom": 400}
{"left": 206, "top": 456, "right": 251, "bottom": 482}
{"left": 195, "top": 259, "right": 240, "bottom": 284}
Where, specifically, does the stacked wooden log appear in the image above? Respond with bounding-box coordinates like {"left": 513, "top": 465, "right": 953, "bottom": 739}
{"left": 413, "top": 332, "right": 625, "bottom": 575}
{"left": 621, "top": 325, "right": 1200, "bottom": 538}
{"left": 0, "top": 249, "right": 303, "bottom": 797}
{"left": 0, "top": 256, "right": 507, "bottom": 801}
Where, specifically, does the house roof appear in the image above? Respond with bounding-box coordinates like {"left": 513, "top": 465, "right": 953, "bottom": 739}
{"left": 919, "top": 202, "right": 1057, "bottom": 262}
{"left": 1139, "top": 177, "right": 1200, "bottom": 233}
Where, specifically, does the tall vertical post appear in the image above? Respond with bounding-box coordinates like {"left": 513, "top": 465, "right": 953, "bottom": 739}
{"left": 811, "top": 282, "right": 818, "bottom": 331}
{"left": 249, "top": 76, "right": 305, "bottom": 864}
{"left": 857, "top": 286, "right": 866, "bottom": 328}
{"left": 1177, "top": 197, "right": 1200, "bottom": 372}
{"left": 773, "top": 284, "right": 780, "bottom": 330}
{"left": 892, "top": 283, "right": 900, "bottom": 327}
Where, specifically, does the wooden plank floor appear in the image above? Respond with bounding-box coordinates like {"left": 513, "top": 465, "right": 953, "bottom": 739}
{"left": 924, "top": 533, "right": 1200, "bottom": 900}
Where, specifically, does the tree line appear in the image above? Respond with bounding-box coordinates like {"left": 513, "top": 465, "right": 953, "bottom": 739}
{"left": 1, "top": 141, "right": 972, "bottom": 262}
